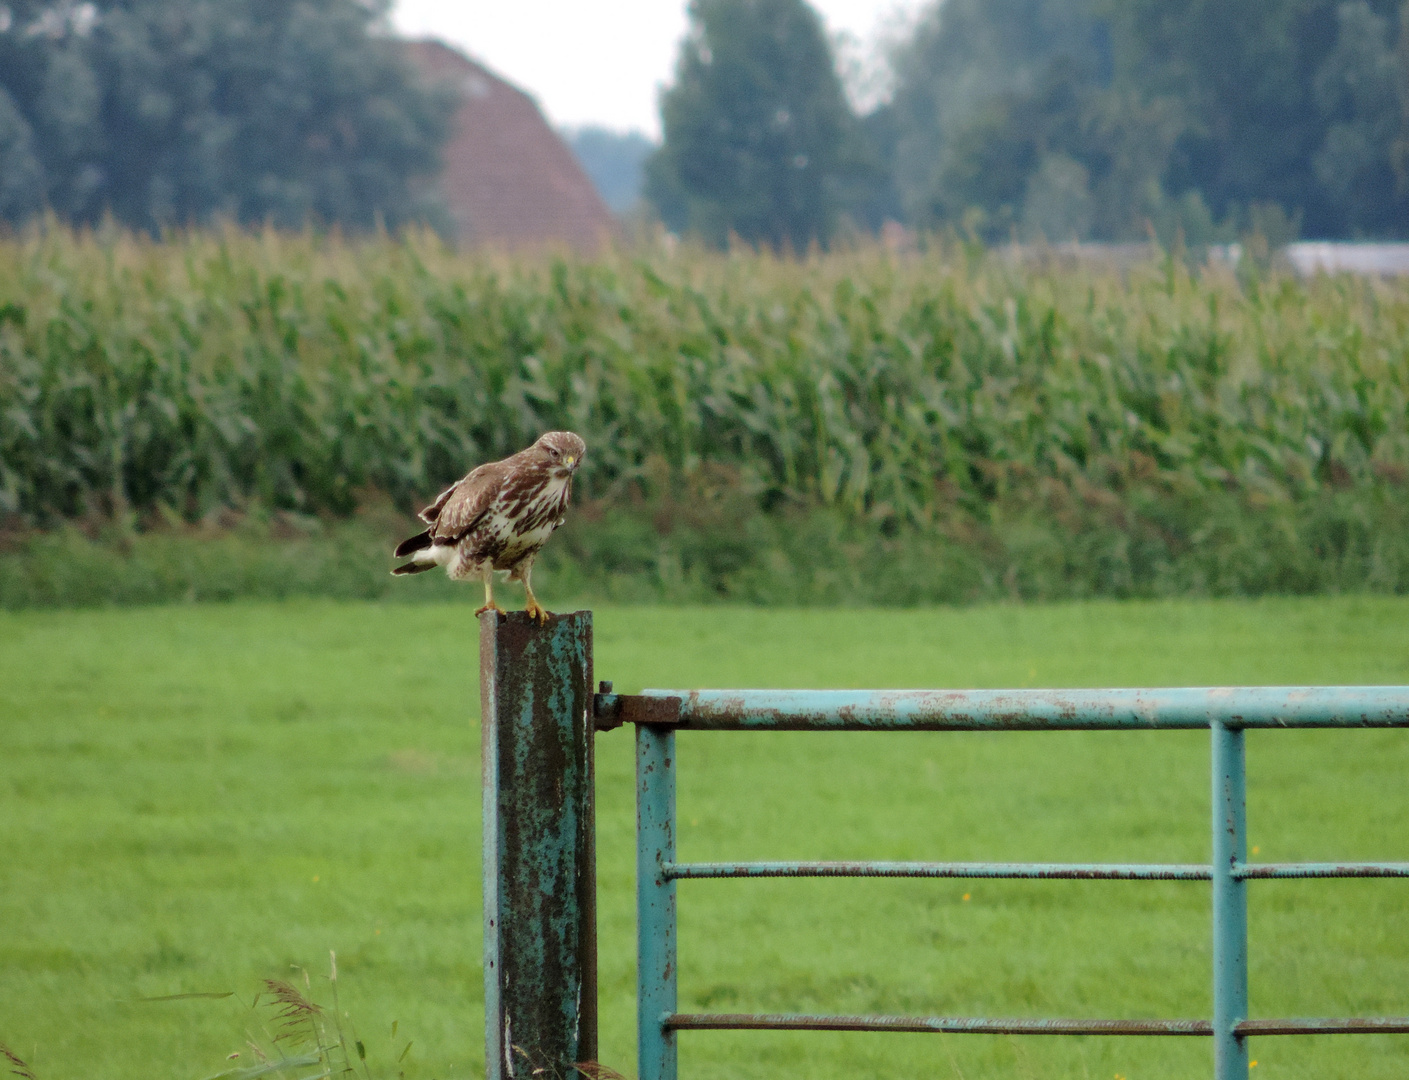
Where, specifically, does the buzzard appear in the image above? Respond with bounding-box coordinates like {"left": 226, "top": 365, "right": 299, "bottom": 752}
{"left": 392, "top": 431, "right": 585, "bottom": 622}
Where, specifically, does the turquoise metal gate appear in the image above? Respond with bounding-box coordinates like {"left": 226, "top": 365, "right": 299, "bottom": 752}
{"left": 592, "top": 686, "right": 1409, "bottom": 1080}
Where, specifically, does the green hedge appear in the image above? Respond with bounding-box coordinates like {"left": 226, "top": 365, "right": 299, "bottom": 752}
{"left": 3, "top": 224, "right": 1409, "bottom": 605}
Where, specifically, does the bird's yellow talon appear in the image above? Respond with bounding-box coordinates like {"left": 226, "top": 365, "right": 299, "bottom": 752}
{"left": 475, "top": 602, "right": 507, "bottom": 618}
{"left": 525, "top": 600, "right": 551, "bottom": 625}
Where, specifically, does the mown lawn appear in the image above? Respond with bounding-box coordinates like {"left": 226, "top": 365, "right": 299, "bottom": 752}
{"left": 2, "top": 597, "right": 1408, "bottom": 1080}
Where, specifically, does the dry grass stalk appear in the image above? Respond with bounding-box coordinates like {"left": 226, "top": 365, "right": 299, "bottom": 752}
{"left": 574, "top": 1062, "right": 631, "bottom": 1080}
{"left": 260, "top": 978, "right": 323, "bottom": 1045}
{"left": 0, "top": 1043, "right": 37, "bottom": 1080}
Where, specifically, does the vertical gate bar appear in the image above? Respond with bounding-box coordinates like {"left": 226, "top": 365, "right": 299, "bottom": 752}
{"left": 481, "top": 611, "right": 596, "bottom": 1080}
{"left": 637, "top": 723, "right": 678, "bottom": 1080}
{"left": 1211, "top": 721, "right": 1250, "bottom": 1080}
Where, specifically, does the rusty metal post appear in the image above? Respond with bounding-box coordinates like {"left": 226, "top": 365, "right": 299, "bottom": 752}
{"left": 480, "top": 610, "right": 596, "bottom": 1080}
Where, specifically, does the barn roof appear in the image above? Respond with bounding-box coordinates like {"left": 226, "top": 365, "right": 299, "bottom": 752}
{"left": 405, "top": 39, "right": 616, "bottom": 253}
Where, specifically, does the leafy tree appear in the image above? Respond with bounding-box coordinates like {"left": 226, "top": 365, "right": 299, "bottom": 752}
{"left": 846, "top": 102, "right": 905, "bottom": 231}
{"left": 646, "top": 0, "right": 857, "bottom": 249}
{"left": 1107, "top": 0, "right": 1321, "bottom": 235}
{"left": 0, "top": 82, "right": 44, "bottom": 221}
{"left": 1312, "top": 1, "right": 1408, "bottom": 234}
{"left": 1105, "top": 0, "right": 1409, "bottom": 237}
{"left": 883, "top": 0, "right": 1409, "bottom": 241}
{"left": 887, "top": 0, "right": 1111, "bottom": 225}
{"left": 892, "top": 8, "right": 1186, "bottom": 244}
{"left": 0, "top": 0, "right": 453, "bottom": 231}
{"left": 1396, "top": 1, "right": 1409, "bottom": 198}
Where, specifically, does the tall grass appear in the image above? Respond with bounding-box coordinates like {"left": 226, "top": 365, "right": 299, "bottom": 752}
{"left": 3, "top": 222, "right": 1409, "bottom": 602}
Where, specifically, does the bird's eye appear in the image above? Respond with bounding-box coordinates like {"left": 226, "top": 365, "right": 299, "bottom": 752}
{"left": 549, "top": 447, "right": 561, "bottom": 459}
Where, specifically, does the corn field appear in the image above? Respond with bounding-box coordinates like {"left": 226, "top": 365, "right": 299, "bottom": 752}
{"left": 3, "top": 223, "right": 1409, "bottom": 603}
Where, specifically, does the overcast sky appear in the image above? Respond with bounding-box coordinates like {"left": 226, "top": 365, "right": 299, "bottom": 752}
{"left": 390, "top": 1, "right": 922, "bottom": 139}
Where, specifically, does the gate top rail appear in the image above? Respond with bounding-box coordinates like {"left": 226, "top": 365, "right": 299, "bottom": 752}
{"left": 619, "top": 686, "right": 1409, "bottom": 731}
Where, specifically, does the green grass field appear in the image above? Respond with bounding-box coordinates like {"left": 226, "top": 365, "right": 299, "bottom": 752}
{"left": 2, "top": 597, "right": 1408, "bottom": 1080}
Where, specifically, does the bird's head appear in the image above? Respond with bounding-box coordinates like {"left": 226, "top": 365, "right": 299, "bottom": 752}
{"left": 535, "top": 431, "right": 586, "bottom": 478}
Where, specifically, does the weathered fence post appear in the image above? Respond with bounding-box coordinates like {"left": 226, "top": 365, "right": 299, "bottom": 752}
{"left": 480, "top": 610, "right": 596, "bottom": 1080}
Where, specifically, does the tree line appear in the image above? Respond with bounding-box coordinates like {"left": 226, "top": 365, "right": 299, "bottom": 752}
{"left": 0, "top": 0, "right": 1405, "bottom": 247}
{"left": 647, "top": 0, "right": 1409, "bottom": 248}
{"left": 0, "top": 0, "right": 451, "bottom": 232}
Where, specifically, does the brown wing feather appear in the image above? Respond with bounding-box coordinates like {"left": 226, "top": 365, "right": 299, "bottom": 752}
{"left": 425, "top": 461, "right": 509, "bottom": 544}
{"left": 417, "top": 484, "right": 457, "bottom": 525}
{"left": 418, "top": 473, "right": 469, "bottom": 524}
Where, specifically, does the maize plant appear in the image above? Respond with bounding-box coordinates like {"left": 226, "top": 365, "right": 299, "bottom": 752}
{"left": 2, "top": 223, "right": 1409, "bottom": 600}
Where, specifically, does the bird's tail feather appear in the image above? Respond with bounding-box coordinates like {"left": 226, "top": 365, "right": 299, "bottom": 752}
{"left": 394, "top": 529, "right": 433, "bottom": 558}
{"left": 391, "top": 561, "right": 435, "bottom": 576}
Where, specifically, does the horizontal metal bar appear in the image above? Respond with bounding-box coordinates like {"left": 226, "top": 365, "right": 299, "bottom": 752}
{"left": 665, "top": 1013, "right": 1214, "bottom": 1035}
{"left": 666, "top": 861, "right": 1213, "bottom": 880}
{"left": 664, "top": 1014, "right": 1409, "bottom": 1037}
{"left": 636, "top": 687, "right": 1409, "bottom": 731}
{"left": 1233, "top": 862, "right": 1409, "bottom": 879}
{"left": 1235, "top": 1018, "right": 1409, "bottom": 1035}
{"left": 666, "top": 861, "right": 1409, "bottom": 882}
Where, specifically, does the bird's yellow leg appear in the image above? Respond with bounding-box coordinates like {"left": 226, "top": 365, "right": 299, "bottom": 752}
{"left": 474, "top": 570, "right": 507, "bottom": 618}
{"left": 521, "top": 562, "right": 550, "bottom": 625}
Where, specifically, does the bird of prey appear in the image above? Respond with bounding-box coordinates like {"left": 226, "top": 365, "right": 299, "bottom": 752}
{"left": 392, "top": 431, "right": 585, "bottom": 623}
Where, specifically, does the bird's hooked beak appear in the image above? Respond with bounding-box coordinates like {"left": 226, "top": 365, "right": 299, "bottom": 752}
{"left": 553, "top": 452, "right": 580, "bottom": 477}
